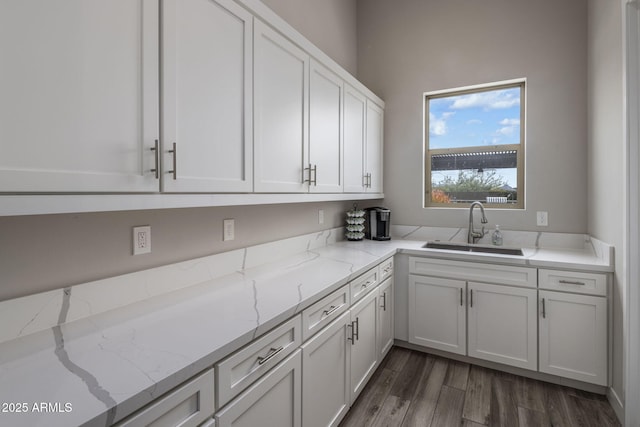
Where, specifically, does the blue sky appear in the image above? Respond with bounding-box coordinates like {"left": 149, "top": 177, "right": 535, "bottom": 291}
{"left": 428, "top": 86, "right": 521, "bottom": 187}
{"left": 428, "top": 87, "right": 521, "bottom": 149}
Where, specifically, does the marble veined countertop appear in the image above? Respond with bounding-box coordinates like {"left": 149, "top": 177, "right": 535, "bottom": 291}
{"left": 0, "top": 227, "right": 613, "bottom": 427}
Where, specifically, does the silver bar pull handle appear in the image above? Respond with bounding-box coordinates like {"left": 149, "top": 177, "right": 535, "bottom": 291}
{"left": 369, "top": 173, "right": 372, "bottom": 188}
{"left": 168, "top": 142, "right": 177, "bottom": 180}
{"left": 559, "top": 279, "right": 586, "bottom": 286}
{"left": 353, "top": 317, "right": 360, "bottom": 341}
{"left": 470, "top": 289, "right": 473, "bottom": 308}
{"left": 460, "top": 288, "right": 463, "bottom": 306}
{"left": 257, "top": 346, "right": 284, "bottom": 365}
{"left": 363, "top": 173, "right": 368, "bottom": 187}
{"left": 312, "top": 164, "right": 317, "bottom": 186}
{"left": 542, "top": 298, "right": 546, "bottom": 318}
{"left": 150, "top": 139, "right": 159, "bottom": 179}
{"left": 381, "top": 292, "right": 387, "bottom": 311}
{"left": 323, "top": 305, "right": 341, "bottom": 317}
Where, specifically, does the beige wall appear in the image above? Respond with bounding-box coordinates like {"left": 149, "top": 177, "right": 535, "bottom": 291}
{"left": 0, "top": 201, "right": 385, "bottom": 301}
{"left": 356, "top": 0, "right": 589, "bottom": 232}
{"left": 0, "top": 0, "right": 364, "bottom": 303}
{"left": 261, "top": 0, "right": 358, "bottom": 75}
{"left": 587, "top": 0, "right": 625, "bottom": 411}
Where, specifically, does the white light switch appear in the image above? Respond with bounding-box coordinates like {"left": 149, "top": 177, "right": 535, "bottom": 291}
{"left": 318, "top": 209, "right": 324, "bottom": 225}
{"left": 536, "top": 211, "right": 549, "bottom": 227}
{"left": 223, "top": 219, "right": 235, "bottom": 241}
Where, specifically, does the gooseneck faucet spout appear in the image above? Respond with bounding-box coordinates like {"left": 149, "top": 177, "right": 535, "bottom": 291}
{"left": 468, "top": 201, "right": 488, "bottom": 244}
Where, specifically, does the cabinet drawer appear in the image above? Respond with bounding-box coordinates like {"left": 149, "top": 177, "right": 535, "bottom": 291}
{"left": 216, "top": 315, "right": 301, "bottom": 408}
{"left": 116, "top": 368, "right": 215, "bottom": 427}
{"left": 539, "top": 269, "right": 607, "bottom": 296}
{"left": 301, "top": 285, "right": 349, "bottom": 341}
{"left": 378, "top": 257, "right": 394, "bottom": 282}
{"left": 409, "top": 257, "right": 536, "bottom": 288}
{"left": 350, "top": 267, "right": 379, "bottom": 303}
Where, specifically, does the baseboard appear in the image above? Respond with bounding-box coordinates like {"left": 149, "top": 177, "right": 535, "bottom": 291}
{"left": 607, "top": 386, "right": 624, "bottom": 425}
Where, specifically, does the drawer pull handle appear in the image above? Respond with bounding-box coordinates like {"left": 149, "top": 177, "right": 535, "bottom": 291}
{"left": 460, "top": 288, "right": 463, "bottom": 306}
{"left": 542, "top": 298, "right": 546, "bottom": 318}
{"left": 559, "top": 279, "right": 586, "bottom": 286}
{"left": 257, "top": 346, "right": 284, "bottom": 365}
{"left": 470, "top": 289, "right": 474, "bottom": 308}
{"left": 323, "top": 305, "right": 341, "bottom": 317}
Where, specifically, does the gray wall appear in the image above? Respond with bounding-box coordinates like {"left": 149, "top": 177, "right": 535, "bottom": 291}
{"left": 0, "top": 0, "right": 363, "bottom": 302}
{"left": 261, "top": 0, "right": 358, "bottom": 75}
{"left": 356, "top": 0, "right": 588, "bottom": 233}
{"left": 0, "top": 201, "right": 376, "bottom": 301}
{"left": 587, "top": 0, "right": 625, "bottom": 411}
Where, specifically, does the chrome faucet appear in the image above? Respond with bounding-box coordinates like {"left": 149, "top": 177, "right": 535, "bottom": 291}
{"left": 468, "top": 201, "right": 488, "bottom": 244}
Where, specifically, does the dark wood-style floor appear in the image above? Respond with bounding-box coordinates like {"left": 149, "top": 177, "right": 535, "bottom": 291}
{"left": 339, "top": 347, "right": 620, "bottom": 427}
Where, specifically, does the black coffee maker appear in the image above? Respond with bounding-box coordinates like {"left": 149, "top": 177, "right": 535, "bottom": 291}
{"left": 364, "top": 207, "right": 391, "bottom": 240}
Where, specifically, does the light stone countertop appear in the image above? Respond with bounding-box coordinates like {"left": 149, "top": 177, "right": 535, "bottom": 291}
{"left": 0, "top": 228, "right": 613, "bottom": 427}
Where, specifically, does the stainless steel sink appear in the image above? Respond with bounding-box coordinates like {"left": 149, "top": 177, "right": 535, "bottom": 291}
{"left": 422, "top": 241, "right": 524, "bottom": 256}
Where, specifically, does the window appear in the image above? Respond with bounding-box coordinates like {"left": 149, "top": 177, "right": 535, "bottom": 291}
{"left": 424, "top": 80, "right": 525, "bottom": 208}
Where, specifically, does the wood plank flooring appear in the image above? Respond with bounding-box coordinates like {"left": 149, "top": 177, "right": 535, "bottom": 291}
{"left": 339, "top": 347, "right": 620, "bottom": 427}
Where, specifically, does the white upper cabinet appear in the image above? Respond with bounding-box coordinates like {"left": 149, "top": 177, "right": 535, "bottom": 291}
{"left": 308, "top": 60, "right": 343, "bottom": 193}
{"left": 162, "top": 0, "right": 253, "bottom": 193}
{"left": 343, "top": 84, "right": 367, "bottom": 193}
{"left": 254, "top": 21, "right": 309, "bottom": 193}
{"left": 365, "top": 100, "right": 384, "bottom": 193}
{"left": 0, "top": 0, "right": 160, "bottom": 192}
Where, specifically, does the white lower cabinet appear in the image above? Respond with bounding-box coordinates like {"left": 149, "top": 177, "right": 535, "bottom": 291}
{"left": 408, "top": 259, "right": 537, "bottom": 370}
{"left": 348, "top": 288, "right": 378, "bottom": 404}
{"left": 539, "top": 290, "right": 607, "bottom": 385}
{"left": 301, "top": 312, "right": 351, "bottom": 427}
{"left": 408, "top": 275, "right": 466, "bottom": 355}
{"left": 377, "top": 277, "right": 394, "bottom": 360}
{"left": 467, "top": 282, "right": 537, "bottom": 370}
{"left": 215, "top": 350, "right": 301, "bottom": 427}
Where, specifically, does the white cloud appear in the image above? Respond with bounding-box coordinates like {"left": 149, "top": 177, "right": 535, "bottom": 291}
{"left": 497, "top": 126, "right": 515, "bottom": 136}
{"left": 499, "top": 118, "right": 520, "bottom": 126}
{"left": 429, "top": 112, "right": 451, "bottom": 136}
{"left": 450, "top": 90, "right": 520, "bottom": 110}
{"left": 496, "top": 118, "right": 520, "bottom": 136}
{"left": 467, "top": 119, "right": 482, "bottom": 125}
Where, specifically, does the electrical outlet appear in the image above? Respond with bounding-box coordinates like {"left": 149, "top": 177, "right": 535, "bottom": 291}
{"left": 318, "top": 209, "right": 324, "bottom": 225}
{"left": 133, "top": 226, "right": 151, "bottom": 255}
{"left": 223, "top": 219, "right": 235, "bottom": 241}
{"left": 536, "top": 211, "right": 549, "bottom": 227}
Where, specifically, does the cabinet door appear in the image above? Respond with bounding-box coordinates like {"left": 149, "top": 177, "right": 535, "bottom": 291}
{"left": 365, "top": 100, "right": 384, "bottom": 193}
{"left": 216, "top": 350, "right": 301, "bottom": 427}
{"left": 408, "top": 275, "right": 466, "bottom": 355}
{"left": 162, "top": 0, "right": 253, "bottom": 192}
{"left": 467, "top": 282, "right": 537, "bottom": 370}
{"left": 539, "top": 290, "right": 607, "bottom": 385}
{"left": 308, "top": 60, "right": 343, "bottom": 193}
{"left": 349, "top": 288, "right": 378, "bottom": 404}
{"left": 254, "top": 21, "right": 308, "bottom": 193}
{"left": 343, "top": 84, "right": 366, "bottom": 193}
{"left": 377, "top": 278, "right": 394, "bottom": 360}
{"left": 0, "top": 0, "right": 159, "bottom": 192}
{"left": 301, "top": 312, "right": 350, "bottom": 427}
